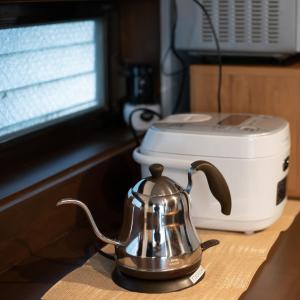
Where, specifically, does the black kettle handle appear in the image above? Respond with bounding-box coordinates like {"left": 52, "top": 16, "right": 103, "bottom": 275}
{"left": 186, "top": 160, "right": 231, "bottom": 215}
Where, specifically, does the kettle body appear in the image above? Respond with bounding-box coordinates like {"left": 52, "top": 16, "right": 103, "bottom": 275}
{"left": 116, "top": 181, "right": 202, "bottom": 279}
{"left": 57, "top": 161, "right": 231, "bottom": 280}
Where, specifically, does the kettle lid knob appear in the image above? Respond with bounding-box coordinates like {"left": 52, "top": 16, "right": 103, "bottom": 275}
{"left": 133, "top": 163, "right": 180, "bottom": 197}
{"left": 149, "top": 164, "right": 164, "bottom": 178}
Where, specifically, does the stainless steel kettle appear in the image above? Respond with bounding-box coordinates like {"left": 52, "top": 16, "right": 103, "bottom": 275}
{"left": 57, "top": 160, "right": 231, "bottom": 280}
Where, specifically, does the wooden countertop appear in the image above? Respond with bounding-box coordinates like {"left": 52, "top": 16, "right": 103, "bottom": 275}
{"left": 241, "top": 202, "right": 300, "bottom": 299}
{"left": 1, "top": 200, "right": 299, "bottom": 300}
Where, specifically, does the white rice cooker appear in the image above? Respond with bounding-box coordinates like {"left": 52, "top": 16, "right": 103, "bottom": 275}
{"left": 133, "top": 113, "right": 290, "bottom": 233}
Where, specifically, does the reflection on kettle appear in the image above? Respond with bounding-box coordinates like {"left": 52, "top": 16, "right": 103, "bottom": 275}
{"left": 57, "top": 160, "right": 231, "bottom": 289}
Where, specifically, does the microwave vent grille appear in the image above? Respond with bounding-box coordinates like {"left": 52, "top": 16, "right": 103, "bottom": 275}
{"left": 202, "top": 0, "right": 213, "bottom": 42}
{"left": 200, "top": 0, "right": 280, "bottom": 46}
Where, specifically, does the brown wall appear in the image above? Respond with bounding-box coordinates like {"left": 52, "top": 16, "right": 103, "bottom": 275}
{"left": 0, "top": 145, "right": 140, "bottom": 273}
{"left": 119, "top": 0, "right": 161, "bottom": 100}
{"left": 0, "top": 0, "right": 159, "bottom": 274}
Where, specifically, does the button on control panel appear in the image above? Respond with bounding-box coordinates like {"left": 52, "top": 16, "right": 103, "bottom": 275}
{"left": 277, "top": 176, "right": 287, "bottom": 205}
{"left": 283, "top": 156, "right": 290, "bottom": 171}
{"left": 240, "top": 126, "right": 259, "bottom": 132}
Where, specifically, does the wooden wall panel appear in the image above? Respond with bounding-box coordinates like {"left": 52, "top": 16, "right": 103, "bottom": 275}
{"left": 0, "top": 144, "right": 140, "bottom": 274}
{"left": 118, "top": 0, "right": 160, "bottom": 100}
{"left": 119, "top": 0, "right": 160, "bottom": 64}
{"left": 190, "top": 65, "right": 300, "bottom": 197}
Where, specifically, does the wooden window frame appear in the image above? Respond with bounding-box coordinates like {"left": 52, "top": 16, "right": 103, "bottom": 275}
{"left": 0, "top": 0, "right": 125, "bottom": 203}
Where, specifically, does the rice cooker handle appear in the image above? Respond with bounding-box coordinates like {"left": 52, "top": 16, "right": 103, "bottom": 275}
{"left": 186, "top": 160, "right": 232, "bottom": 215}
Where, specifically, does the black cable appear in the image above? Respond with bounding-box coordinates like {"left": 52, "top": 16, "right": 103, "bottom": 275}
{"left": 201, "top": 239, "right": 220, "bottom": 251}
{"left": 161, "top": 0, "right": 187, "bottom": 77}
{"left": 128, "top": 0, "right": 223, "bottom": 140}
{"left": 160, "top": 0, "right": 188, "bottom": 114}
{"left": 192, "top": 0, "right": 223, "bottom": 113}
{"left": 97, "top": 248, "right": 115, "bottom": 261}
{"left": 161, "top": 0, "right": 222, "bottom": 114}
{"left": 171, "top": 66, "right": 186, "bottom": 114}
{"left": 128, "top": 108, "right": 162, "bottom": 146}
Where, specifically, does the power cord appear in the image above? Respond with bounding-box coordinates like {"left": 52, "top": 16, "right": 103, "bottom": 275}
{"left": 161, "top": 0, "right": 186, "bottom": 77}
{"left": 161, "top": 0, "right": 222, "bottom": 113}
{"left": 192, "top": 0, "right": 223, "bottom": 113}
{"left": 128, "top": 1, "right": 223, "bottom": 145}
{"left": 128, "top": 108, "right": 162, "bottom": 146}
{"left": 161, "top": 0, "right": 187, "bottom": 114}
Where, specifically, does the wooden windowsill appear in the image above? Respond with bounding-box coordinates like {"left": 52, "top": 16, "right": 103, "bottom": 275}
{"left": 0, "top": 126, "right": 141, "bottom": 276}
{"left": 1, "top": 201, "right": 299, "bottom": 300}
{"left": 0, "top": 127, "right": 137, "bottom": 208}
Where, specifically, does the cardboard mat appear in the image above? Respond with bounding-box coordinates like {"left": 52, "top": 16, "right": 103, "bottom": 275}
{"left": 43, "top": 200, "right": 300, "bottom": 300}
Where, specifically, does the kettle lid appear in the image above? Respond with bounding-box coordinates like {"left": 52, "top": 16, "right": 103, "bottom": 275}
{"left": 132, "top": 164, "right": 182, "bottom": 197}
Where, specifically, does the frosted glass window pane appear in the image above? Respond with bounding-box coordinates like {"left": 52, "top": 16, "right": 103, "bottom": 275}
{"left": 0, "top": 44, "right": 95, "bottom": 92}
{"left": 0, "top": 22, "right": 95, "bottom": 55}
{"left": 0, "top": 74, "right": 96, "bottom": 136}
{"left": 0, "top": 20, "right": 105, "bottom": 142}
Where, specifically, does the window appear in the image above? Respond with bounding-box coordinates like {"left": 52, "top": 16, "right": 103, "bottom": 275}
{"left": 0, "top": 19, "right": 106, "bottom": 142}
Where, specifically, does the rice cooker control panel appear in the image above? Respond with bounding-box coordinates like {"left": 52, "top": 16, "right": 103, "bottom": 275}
{"left": 154, "top": 113, "right": 287, "bottom": 136}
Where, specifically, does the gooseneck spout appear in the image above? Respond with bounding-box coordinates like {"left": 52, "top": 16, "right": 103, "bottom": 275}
{"left": 186, "top": 160, "right": 232, "bottom": 215}
{"left": 57, "top": 199, "right": 130, "bottom": 247}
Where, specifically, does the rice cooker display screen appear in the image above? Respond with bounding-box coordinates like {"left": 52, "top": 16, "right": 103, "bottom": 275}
{"left": 218, "top": 115, "right": 251, "bottom": 126}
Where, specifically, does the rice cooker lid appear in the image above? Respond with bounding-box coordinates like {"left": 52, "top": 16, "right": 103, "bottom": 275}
{"left": 140, "top": 113, "right": 290, "bottom": 159}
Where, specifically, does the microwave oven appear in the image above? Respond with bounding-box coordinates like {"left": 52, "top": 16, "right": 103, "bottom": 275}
{"left": 175, "top": 0, "right": 300, "bottom": 57}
